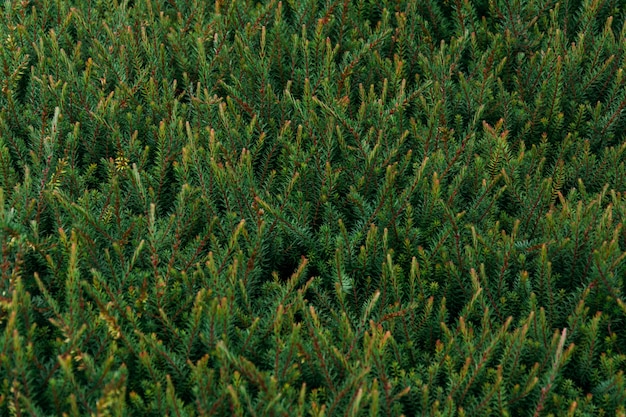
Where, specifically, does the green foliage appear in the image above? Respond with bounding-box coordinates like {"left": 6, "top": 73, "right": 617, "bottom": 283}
{"left": 1, "top": 0, "right": 626, "bottom": 415}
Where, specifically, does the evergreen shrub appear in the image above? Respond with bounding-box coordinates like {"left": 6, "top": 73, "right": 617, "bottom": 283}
{"left": 1, "top": 0, "right": 626, "bottom": 415}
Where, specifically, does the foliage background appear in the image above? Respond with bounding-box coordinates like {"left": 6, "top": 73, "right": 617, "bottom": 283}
{"left": 1, "top": 0, "right": 626, "bottom": 415}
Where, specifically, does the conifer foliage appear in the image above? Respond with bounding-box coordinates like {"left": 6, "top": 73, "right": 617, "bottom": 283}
{"left": 1, "top": 0, "right": 626, "bottom": 415}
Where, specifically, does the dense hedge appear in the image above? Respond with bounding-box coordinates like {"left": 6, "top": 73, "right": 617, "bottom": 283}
{"left": 1, "top": 0, "right": 625, "bottom": 415}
